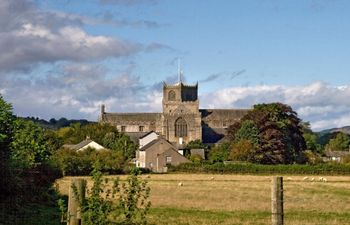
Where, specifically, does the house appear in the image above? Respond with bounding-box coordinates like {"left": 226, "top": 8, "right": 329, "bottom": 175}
{"left": 324, "top": 151, "right": 350, "bottom": 162}
{"left": 63, "top": 137, "right": 106, "bottom": 152}
{"left": 136, "top": 136, "right": 190, "bottom": 172}
{"left": 139, "top": 131, "right": 159, "bottom": 148}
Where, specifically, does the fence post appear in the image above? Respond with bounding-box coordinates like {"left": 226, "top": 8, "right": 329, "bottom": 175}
{"left": 271, "top": 176, "right": 283, "bottom": 225}
{"left": 67, "top": 178, "right": 86, "bottom": 225}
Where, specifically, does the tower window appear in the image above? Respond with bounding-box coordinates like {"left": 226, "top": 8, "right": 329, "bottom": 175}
{"left": 121, "top": 126, "right": 126, "bottom": 132}
{"left": 175, "top": 117, "right": 187, "bottom": 137}
{"left": 168, "top": 90, "right": 176, "bottom": 101}
{"left": 139, "top": 126, "right": 144, "bottom": 132}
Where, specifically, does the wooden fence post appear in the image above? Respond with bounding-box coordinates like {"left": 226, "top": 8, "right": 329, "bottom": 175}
{"left": 271, "top": 177, "right": 283, "bottom": 225}
{"left": 67, "top": 178, "right": 86, "bottom": 225}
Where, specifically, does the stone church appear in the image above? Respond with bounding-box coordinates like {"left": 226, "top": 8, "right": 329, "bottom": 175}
{"left": 99, "top": 80, "right": 250, "bottom": 145}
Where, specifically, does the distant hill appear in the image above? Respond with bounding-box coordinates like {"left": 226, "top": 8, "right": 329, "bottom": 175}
{"left": 21, "top": 117, "right": 93, "bottom": 129}
{"left": 318, "top": 126, "right": 350, "bottom": 135}
{"left": 316, "top": 126, "right": 350, "bottom": 146}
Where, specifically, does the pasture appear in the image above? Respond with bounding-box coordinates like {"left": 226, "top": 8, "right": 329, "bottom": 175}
{"left": 56, "top": 174, "right": 350, "bottom": 225}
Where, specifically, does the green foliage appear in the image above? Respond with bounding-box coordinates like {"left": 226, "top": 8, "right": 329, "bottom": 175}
{"left": 116, "top": 168, "right": 151, "bottom": 225}
{"left": 303, "top": 150, "right": 324, "bottom": 165}
{"left": 64, "top": 166, "right": 151, "bottom": 225}
{"left": 10, "top": 119, "right": 54, "bottom": 169}
{"left": 233, "top": 120, "right": 260, "bottom": 146}
{"left": 208, "top": 142, "right": 230, "bottom": 163}
{"left": 52, "top": 148, "right": 125, "bottom": 175}
{"left": 81, "top": 165, "right": 114, "bottom": 225}
{"left": 171, "top": 162, "right": 350, "bottom": 175}
{"left": 227, "top": 103, "right": 306, "bottom": 164}
{"left": 189, "top": 154, "right": 203, "bottom": 164}
{"left": 301, "top": 122, "right": 323, "bottom": 153}
{"left": 229, "top": 139, "right": 256, "bottom": 162}
{"left": 0, "top": 95, "right": 15, "bottom": 197}
{"left": 186, "top": 139, "right": 205, "bottom": 149}
{"left": 326, "top": 132, "right": 350, "bottom": 151}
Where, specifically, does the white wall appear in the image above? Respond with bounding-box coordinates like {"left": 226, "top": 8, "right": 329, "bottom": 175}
{"left": 139, "top": 132, "right": 159, "bottom": 148}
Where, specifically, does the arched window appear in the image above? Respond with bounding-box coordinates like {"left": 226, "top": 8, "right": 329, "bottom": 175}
{"left": 168, "top": 90, "right": 176, "bottom": 101}
{"left": 175, "top": 117, "right": 187, "bottom": 137}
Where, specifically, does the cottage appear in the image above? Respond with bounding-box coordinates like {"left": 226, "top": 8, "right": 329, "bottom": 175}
{"left": 63, "top": 137, "right": 106, "bottom": 152}
{"left": 324, "top": 151, "right": 350, "bottom": 162}
{"left": 136, "top": 137, "right": 190, "bottom": 172}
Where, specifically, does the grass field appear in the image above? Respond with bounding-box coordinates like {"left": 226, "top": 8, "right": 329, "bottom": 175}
{"left": 56, "top": 174, "right": 350, "bottom": 225}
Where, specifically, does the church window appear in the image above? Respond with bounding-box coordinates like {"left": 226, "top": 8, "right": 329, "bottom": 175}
{"left": 175, "top": 117, "right": 187, "bottom": 137}
{"left": 166, "top": 156, "right": 172, "bottom": 163}
{"left": 121, "top": 126, "right": 126, "bottom": 132}
{"left": 168, "top": 90, "right": 176, "bottom": 101}
{"left": 139, "top": 126, "right": 144, "bottom": 132}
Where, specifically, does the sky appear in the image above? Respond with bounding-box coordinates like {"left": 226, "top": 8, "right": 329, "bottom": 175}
{"left": 1, "top": 0, "right": 350, "bottom": 131}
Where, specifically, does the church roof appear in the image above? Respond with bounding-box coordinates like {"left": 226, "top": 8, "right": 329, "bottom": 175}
{"left": 200, "top": 109, "right": 250, "bottom": 120}
{"left": 103, "top": 112, "right": 161, "bottom": 122}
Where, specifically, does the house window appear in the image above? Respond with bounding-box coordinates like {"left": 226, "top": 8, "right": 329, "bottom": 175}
{"left": 139, "top": 126, "right": 144, "bottom": 132}
{"left": 168, "top": 90, "right": 176, "bottom": 101}
{"left": 166, "top": 156, "right": 172, "bottom": 163}
{"left": 121, "top": 126, "right": 126, "bottom": 132}
{"left": 175, "top": 117, "right": 187, "bottom": 137}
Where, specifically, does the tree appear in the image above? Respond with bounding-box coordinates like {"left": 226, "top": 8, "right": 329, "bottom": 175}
{"left": 326, "top": 132, "right": 350, "bottom": 151}
{"left": 10, "top": 119, "right": 53, "bottom": 169}
{"left": 301, "top": 122, "right": 322, "bottom": 153}
{"left": 229, "top": 139, "right": 256, "bottom": 162}
{"left": 208, "top": 142, "right": 230, "bottom": 163}
{"left": 186, "top": 139, "right": 205, "bottom": 149}
{"left": 0, "top": 95, "right": 15, "bottom": 196}
{"left": 227, "top": 103, "right": 306, "bottom": 164}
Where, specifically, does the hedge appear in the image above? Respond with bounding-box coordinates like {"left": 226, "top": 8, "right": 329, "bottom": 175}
{"left": 169, "top": 162, "right": 350, "bottom": 175}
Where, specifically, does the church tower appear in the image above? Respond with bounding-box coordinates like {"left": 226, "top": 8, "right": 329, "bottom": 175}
{"left": 161, "top": 80, "right": 202, "bottom": 145}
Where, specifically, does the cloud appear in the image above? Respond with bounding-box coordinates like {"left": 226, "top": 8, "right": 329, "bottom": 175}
{"left": 1, "top": 63, "right": 162, "bottom": 120}
{"left": 200, "top": 81, "right": 350, "bottom": 131}
{"left": 0, "top": 0, "right": 141, "bottom": 73}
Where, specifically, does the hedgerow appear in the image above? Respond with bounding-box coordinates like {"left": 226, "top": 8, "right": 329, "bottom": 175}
{"left": 169, "top": 162, "right": 350, "bottom": 175}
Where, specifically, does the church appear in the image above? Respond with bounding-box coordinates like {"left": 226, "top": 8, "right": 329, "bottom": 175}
{"left": 99, "top": 79, "right": 250, "bottom": 146}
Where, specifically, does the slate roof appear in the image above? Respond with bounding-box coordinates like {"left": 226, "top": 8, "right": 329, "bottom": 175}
{"left": 103, "top": 113, "right": 161, "bottom": 122}
{"left": 325, "top": 151, "right": 350, "bottom": 157}
{"left": 139, "top": 137, "right": 176, "bottom": 152}
{"left": 200, "top": 109, "right": 250, "bottom": 120}
{"left": 63, "top": 139, "right": 104, "bottom": 151}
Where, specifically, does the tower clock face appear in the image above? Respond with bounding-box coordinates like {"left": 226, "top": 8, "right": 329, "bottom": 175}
{"left": 168, "top": 90, "right": 176, "bottom": 101}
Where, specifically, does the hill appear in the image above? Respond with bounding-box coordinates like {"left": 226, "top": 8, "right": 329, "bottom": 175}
{"left": 21, "top": 117, "right": 93, "bottom": 129}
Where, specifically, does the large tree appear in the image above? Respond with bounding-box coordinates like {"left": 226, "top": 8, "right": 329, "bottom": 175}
{"left": 227, "top": 103, "right": 306, "bottom": 164}
{"left": 325, "top": 132, "right": 350, "bottom": 151}
{"left": 0, "top": 95, "right": 15, "bottom": 196}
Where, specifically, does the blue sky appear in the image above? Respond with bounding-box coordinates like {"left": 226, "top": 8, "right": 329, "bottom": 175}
{"left": 1, "top": 0, "right": 350, "bottom": 130}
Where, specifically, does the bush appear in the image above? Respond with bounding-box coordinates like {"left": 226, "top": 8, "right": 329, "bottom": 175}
{"left": 170, "top": 162, "right": 350, "bottom": 175}
{"left": 53, "top": 148, "right": 125, "bottom": 176}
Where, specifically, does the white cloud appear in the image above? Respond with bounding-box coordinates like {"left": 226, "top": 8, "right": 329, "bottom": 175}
{"left": 200, "top": 82, "right": 350, "bottom": 131}
{"left": 0, "top": 0, "right": 141, "bottom": 73}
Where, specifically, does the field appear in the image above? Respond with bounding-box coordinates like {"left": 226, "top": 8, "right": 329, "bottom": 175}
{"left": 56, "top": 174, "right": 350, "bottom": 225}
